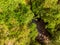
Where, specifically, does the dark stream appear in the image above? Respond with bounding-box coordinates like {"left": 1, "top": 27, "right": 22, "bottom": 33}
{"left": 32, "top": 18, "right": 50, "bottom": 45}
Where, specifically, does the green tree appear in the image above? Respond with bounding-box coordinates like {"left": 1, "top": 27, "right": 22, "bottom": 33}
{"left": 0, "top": 0, "right": 38, "bottom": 45}
{"left": 31, "top": 0, "right": 60, "bottom": 45}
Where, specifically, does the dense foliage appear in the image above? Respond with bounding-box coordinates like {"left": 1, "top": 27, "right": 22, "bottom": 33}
{"left": 32, "top": 0, "right": 60, "bottom": 45}
{"left": 0, "top": 0, "right": 38, "bottom": 45}
{"left": 0, "top": 0, "right": 60, "bottom": 45}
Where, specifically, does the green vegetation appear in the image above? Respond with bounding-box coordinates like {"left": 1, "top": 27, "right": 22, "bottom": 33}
{"left": 32, "top": 0, "right": 60, "bottom": 45}
{"left": 0, "top": 0, "right": 60, "bottom": 45}
{"left": 0, "top": 0, "right": 38, "bottom": 45}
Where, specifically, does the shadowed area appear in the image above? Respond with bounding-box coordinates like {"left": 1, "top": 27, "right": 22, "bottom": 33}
{"left": 32, "top": 18, "right": 51, "bottom": 45}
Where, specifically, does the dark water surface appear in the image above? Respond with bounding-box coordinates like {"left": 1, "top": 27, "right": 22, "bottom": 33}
{"left": 32, "top": 18, "right": 50, "bottom": 45}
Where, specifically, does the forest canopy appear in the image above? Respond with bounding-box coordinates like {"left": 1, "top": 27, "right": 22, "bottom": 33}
{"left": 0, "top": 0, "right": 60, "bottom": 45}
